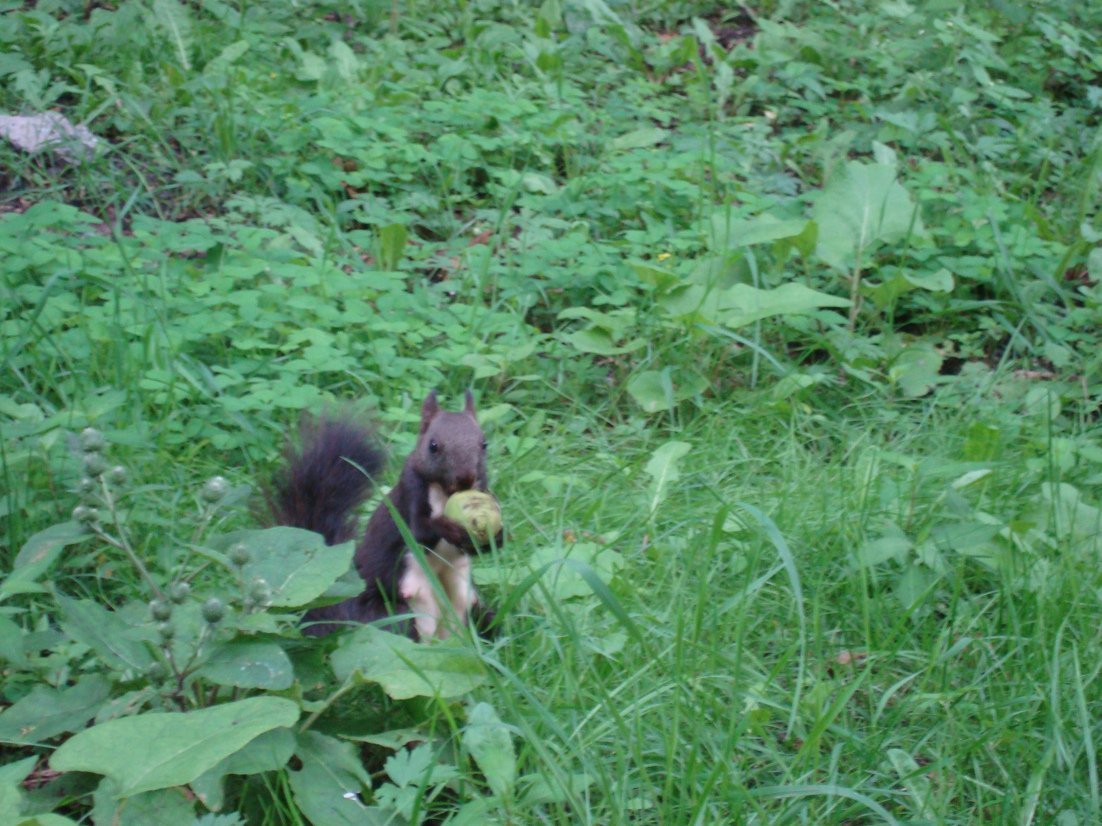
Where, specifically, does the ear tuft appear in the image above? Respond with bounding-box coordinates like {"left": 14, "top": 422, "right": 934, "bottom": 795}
{"left": 463, "top": 388, "right": 477, "bottom": 417}
{"left": 420, "top": 391, "right": 440, "bottom": 434}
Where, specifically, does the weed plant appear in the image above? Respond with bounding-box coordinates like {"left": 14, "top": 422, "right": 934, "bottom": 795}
{"left": 1, "top": 0, "right": 1101, "bottom": 824}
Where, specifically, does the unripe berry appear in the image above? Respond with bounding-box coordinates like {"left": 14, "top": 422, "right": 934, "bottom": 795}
{"left": 83, "top": 453, "right": 108, "bottom": 478}
{"left": 106, "top": 465, "right": 127, "bottom": 486}
{"left": 157, "top": 622, "right": 175, "bottom": 642}
{"left": 80, "top": 427, "right": 106, "bottom": 453}
{"left": 149, "top": 599, "right": 173, "bottom": 622}
{"left": 229, "top": 543, "right": 250, "bottom": 567}
{"left": 72, "top": 505, "right": 99, "bottom": 525}
{"left": 201, "top": 476, "right": 229, "bottom": 503}
{"left": 169, "top": 582, "right": 191, "bottom": 604}
{"left": 248, "top": 578, "right": 272, "bottom": 606}
{"left": 202, "top": 597, "right": 225, "bottom": 624}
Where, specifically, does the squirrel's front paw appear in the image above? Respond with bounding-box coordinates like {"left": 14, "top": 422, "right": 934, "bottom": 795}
{"left": 470, "top": 527, "right": 503, "bottom": 555}
{"left": 471, "top": 602, "right": 499, "bottom": 638}
{"left": 431, "top": 514, "right": 477, "bottom": 550}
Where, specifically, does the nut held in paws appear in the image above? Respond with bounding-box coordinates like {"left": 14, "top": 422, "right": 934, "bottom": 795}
{"left": 443, "top": 490, "right": 502, "bottom": 544}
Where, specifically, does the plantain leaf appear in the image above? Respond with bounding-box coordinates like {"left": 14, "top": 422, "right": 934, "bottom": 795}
{"left": 644, "top": 440, "right": 691, "bottom": 511}
{"left": 717, "top": 283, "right": 850, "bottom": 328}
{"left": 813, "top": 161, "right": 922, "bottom": 272}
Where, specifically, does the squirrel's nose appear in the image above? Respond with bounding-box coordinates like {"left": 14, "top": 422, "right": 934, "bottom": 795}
{"left": 456, "top": 475, "right": 476, "bottom": 491}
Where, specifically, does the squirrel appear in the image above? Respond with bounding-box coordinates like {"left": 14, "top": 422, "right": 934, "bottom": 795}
{"left": 270, "top": 391, "right": 501, "bottom": 640}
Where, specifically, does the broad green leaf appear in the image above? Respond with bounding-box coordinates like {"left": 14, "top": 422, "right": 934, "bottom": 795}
{"left": 56, "top": 595, "right": 154, "bottom": 673}
{"left": 227, "top": 527, "right": 355, "bottom": 608}
{"left": 348, "top": 728, "right": 429, "bottom": 750}
{"left": 202, "top": 40, "right": 249, "bottom": 77}
{"left": 630, "top": 262, "right": 681, "bottom": 292}
{"left": 486, "top": 542, "right": 624, "bottom": 601}
{"left": 963, "top": 423, "right": 1002, "bottom": 462}
{"left": 854, "top": 531, "right": 912, "bottom": 568}
{"left": 192, "top": 728, "right": 295, "bottom": 812}
{"left": 462, "top": 703, "right": 516, "bottom": 798}
{"left": 329, "top": 39, "right": 359, "bottom": 81}
{"left": 813, "top": 161, "right": 922, "bottom": 271}
{"left": 516, "top": 771, "right": 594, "bottom": 807}
{"left": 331, "top": 626, "right": 486, "bottom": 699}
{"left": 1089, "top": 247, "right": 1102, "bottom": 282}
{"left": 384, "top": 742, "right": 457, "bottom": 788}
{"left": 521, "top": 172, "right": 556, "bottom": 193}
{"left": 50, "top": 696, "right": 299, "bottom": 796}
{"left": 890, "top": 346, "right": 944, "bottom": 398}
{"left": 626, "top": 368, "right": 707, "bottom": 413}
{"left": 710, "top": 212, "right": 810, "bottom": 250}
{"left": 558, "top": 308, "right": 640, "bottom": 354}
{"left": 951, "top": 469, "right": 993, "bottom": 490}
{"left": 378, "top": 223, "right": 407, "bottom": 271}
{"left": 930, "top": 522, "right": 1001, "bottom": 569}
{"left": 296, "top": 730, "right": 369, "bottom": 785}
{"left": 770, "top": 371, "right": 830, "bottom": 401}
{"left": 644, "top": 440, "right": 691, "bottom": 511}
{"left": 865, "top": 267, "right": 954, "bottom": 308}
{"left": 296, "top": 49, "right": 327, "bottom": 81}
{"left": 869, "top": 139, "right": 897, "bottom": 166}
{"left": 568, "top": 328, "right": 644, "bottom": 355}
{"left": 0, "top": 756, "right": 36, "bottom": 821}
{"left": 3, "top": 522, "right": 89, "bottom": 596}
{"left": 610, "top": 127, "right": 666, "bottom": 150}
{"left": 195, "top": 640, "right": 293, "bottom": 689}
{"left": 717, "top": 283, "right": 849, "bottom": 328}
{"left": 288, "top": 764, "right": 382, "bottom": 826}
{"left": 150, "top": 0, "right": 193, "bottom": 70}
{"left": 92, "top": 778, "right": 196, "bottom": 826}
{"left": 895, "top": 564, "right": 936, "bottom": 610}
{"left": 0, "top": 615, "right": 28, "bottom": 667}
{"left": 289, "top": 731, "right": 386, "bottom": 826}
{"left": 0, "top": 674, "right": 111, "bottom": 745}
{"left": 1041, "top": 483, "right": 1102, "bottom": 548}
{"left": 442, "top": 798, "right": 494, "bottom": 826}
{"left": 657, "top": 283, "right": 717, "bottom": 321}
{"left": 15, "top": 815, "right": 79, "bottom": 826}
{"left": 15, "top": 521, "right": 89, "bottom": 568}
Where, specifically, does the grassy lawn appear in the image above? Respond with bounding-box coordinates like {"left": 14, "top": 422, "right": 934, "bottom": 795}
{"left": 2, "top": 1, "right": 1101, "bottom": 823}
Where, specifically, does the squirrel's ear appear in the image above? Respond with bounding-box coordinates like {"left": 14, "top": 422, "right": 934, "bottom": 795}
{"left": 463, "top": 388, "right": 477, "bottom": 417}
{"left": 419, "top": 391, "right": 440, "bottom": 433}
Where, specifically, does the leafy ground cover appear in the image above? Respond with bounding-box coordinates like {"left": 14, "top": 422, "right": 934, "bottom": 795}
{"left": 2, "top": 0, "right": 1101, "bottom": 823}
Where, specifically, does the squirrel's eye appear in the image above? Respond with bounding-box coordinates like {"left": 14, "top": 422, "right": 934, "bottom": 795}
{"left": 428, "top": 439, "right": 439, "bottom": 454}
{"left": 481, "top": 441, "right": 488, "bottom": 451}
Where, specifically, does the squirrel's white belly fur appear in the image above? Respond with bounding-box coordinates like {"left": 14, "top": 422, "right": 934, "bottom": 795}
{"left": 398, "top": 483, "right": 477, "bottom": 640}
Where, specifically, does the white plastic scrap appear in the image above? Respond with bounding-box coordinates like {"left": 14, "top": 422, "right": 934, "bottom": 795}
{"left": 0, "top": 112, "right": 99, "bottom": 162}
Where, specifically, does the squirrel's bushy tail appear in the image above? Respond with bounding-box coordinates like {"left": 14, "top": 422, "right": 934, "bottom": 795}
{"left": 270, "top": 418, "right": 385, "bottom": 545}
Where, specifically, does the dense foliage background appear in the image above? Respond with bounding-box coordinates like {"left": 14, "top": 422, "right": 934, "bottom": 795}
{"left": 2, "top": 0, "right": 1100, "bottom": 823}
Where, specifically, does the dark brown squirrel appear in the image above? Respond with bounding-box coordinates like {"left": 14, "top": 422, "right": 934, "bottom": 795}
{"left": 270, "top": 391, "right": 501, "bottom": 639}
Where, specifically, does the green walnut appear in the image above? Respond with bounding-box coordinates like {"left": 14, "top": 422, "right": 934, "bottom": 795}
{"left": 443, "top": 490, "right": 502, "bottom": 544}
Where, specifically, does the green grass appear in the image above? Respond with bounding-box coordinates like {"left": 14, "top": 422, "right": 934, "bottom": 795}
{"left": 2, "top": 0, "right": 1101, "bottom": 823}
{"left": 476, "top": 390, "right": 1097, "bottom": 823}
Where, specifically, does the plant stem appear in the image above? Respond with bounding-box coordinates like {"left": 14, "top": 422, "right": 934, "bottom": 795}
{"left": 96, "top": 476, "right": 164, "bottom": 600}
